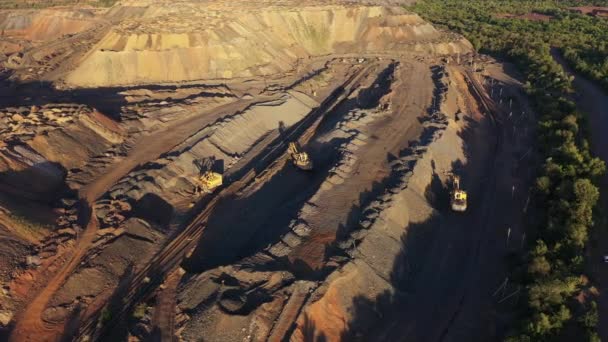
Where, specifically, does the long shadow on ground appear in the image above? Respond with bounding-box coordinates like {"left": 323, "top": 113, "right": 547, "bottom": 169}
{"left": 295, "top": 107, "right": 499, "bottom": 341}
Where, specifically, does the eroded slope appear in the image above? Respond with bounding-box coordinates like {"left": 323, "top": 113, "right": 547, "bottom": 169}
{"left": 64, "top": 3, "right": 470, "bottom": 86}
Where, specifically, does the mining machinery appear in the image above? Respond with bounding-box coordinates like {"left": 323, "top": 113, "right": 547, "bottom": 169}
{"left": 450, "top": 175, "right": 467, "bottom": 212}
{"left": 288, "top": 142, "right": 313, "bottom": 171}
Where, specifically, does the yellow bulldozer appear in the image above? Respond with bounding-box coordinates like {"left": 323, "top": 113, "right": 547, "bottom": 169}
{"left": 288, "top": 142, "right": 313, "bottom": 171}
{"left": 450, "top": 175, "right": 467, "bottom": 212}
{"left": 199, "top": 171, "right": 222, "bottom": 192}
{"left": 194, "top": 157, "right": 223, "bottom": 193}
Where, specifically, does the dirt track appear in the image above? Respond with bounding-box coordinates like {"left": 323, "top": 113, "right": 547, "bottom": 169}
{"left": 9, "top": 94, "right": 277, "bottom": 342}
{"left": 370, "top": 65, "right": 535, "bottom": 341}
{"left": 77, "top": 96, "right": 273, "bottom": 202}
{"left": 9, "top": 213, "right": 98, "bottom": 342}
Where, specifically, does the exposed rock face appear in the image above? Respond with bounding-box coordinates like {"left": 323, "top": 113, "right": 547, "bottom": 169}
{"left": 291, "top": 69, "right": 459, "bottom": 341}
{"left": 0, "top": 9, "right": 98, "bottom": 41}
{"left": 105, "top": 91, "right": 316, "bottom": 214}
{"left": 0, "top": 105, "right": 124, "bottom": 199}
{"left": 65, "top": 3, "right": 471, "bottom": 86}
{"left": 0, "top": 144, "right": 66, "bottom": 198}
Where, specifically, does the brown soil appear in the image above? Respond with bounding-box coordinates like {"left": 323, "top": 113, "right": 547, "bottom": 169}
{"left": 569, "top": 6, "right": 608, "bottom": 16}
{"left": 495, "top": 12, "right": 554, "bottom": 21}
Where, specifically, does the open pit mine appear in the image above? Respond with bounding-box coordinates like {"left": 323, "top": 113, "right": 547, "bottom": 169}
{"left": 0, "top": 1, "right": 537, "bottom": 341}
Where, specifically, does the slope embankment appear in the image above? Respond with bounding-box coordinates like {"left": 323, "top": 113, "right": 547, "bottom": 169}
{"left": 64, "top": 4, "right": 471, "bottom": 87}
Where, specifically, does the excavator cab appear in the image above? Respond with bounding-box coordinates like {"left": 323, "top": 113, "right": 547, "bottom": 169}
{"left": 450, "top": 175, "right": 467, "bottom": 212}
{"left": 194, "top": 157, "right": 223, "bottom": 193}
{"left": 288, "top": 142, "right": 313, "bottom": 171}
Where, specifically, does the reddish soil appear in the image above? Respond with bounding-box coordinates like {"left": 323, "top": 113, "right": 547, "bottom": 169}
{"left": 10, "top": 212, "right": 99, "bottom": 342}
{"left": 89, "top": 110, "right": 122, "bottom": 134}
{"left": 9, "top": 97, "right": 268, "bottom": 341}
{"left": 152, "top": 270, "right": 182, "bottom": 341}
{"left": 568, "top": 6, "right": 608, "bottom": 17}
{"left": 495, "top": 12, "right": 554, "bottom": 21}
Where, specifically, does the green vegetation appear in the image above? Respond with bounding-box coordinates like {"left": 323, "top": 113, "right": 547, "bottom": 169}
{"left": 411, "top": 0, "right": 606, "bottom": 340}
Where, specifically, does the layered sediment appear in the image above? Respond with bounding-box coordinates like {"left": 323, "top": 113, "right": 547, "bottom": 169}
{"left": 0, "top": 9, "right": 98, "bottom": 41}
{"left": 65, "top": 4, "right": 471, "bottom": 86}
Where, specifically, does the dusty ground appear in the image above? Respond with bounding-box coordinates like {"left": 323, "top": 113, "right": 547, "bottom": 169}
{"left": 495, "top": 12, "right": 554, "bottom": 21}
{"left": 568, "top": 6, "right": 608, "bottom": 17}
{"left": 0, "top": 1, "right": 537, "bottom": 341}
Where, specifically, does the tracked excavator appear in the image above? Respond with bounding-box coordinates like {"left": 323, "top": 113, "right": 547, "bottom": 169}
{"left": 450, "top": 175, "right": 467, "bottom": 212}
{"left": 193, "top": 157, "right": 223, "bottom": 193}
{"left": 288, "top": 142, "right": 313, "bottom": 171}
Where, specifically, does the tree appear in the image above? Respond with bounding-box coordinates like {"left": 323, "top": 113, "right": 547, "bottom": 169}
{"left": 529, "top": 255, "right": 551, "bottom": 276}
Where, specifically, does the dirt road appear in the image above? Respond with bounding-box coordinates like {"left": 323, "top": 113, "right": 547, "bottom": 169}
{"left": 151, "top": 270, "right": 181, "bottom": 342}
{"left": 552, "top": 51, "right": 608, "bottom": 341}
{"left": 9, "top": 96, "right": 269, "bottom": 342}
{"left": 9, "top": 212, "right": 98, "bottom": 342}
{"left": 78, "top": 96, "right": 270, "bottom": 202}
{"left": 373, "top": 65, "right": 533, "bottom": 341}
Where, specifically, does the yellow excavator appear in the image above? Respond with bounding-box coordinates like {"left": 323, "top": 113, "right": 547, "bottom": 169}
{"left": 194, "top": 157, "right": 222, "bottom": 193}
{"left": 288, "top": 142, "right": 313, "bottom": 171}
{"left": 199, "top": 171, "right": 222, "bottom": 192}
{"left": 450, "top": 175, "right": 467, "bottom": 212}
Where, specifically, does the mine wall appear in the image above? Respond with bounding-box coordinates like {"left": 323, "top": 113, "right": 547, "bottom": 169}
{"left": 61, "top": 5, "right": 471, "bottom": 87}
{"left": 0, "top": 104, "right": 124, "bottom": 200}
{"left": 291, "top": 66, "right": 455, "bottom": 341}
{"left": 167, "top": 64, "right": 458, "bottom": 342}
{"left": 35, "top": 60, "right": 364, "bottom": 328}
